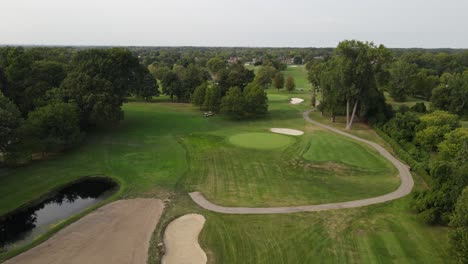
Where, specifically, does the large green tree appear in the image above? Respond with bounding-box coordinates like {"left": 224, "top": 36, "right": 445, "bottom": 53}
{"left": 308, "top": 62, "right": 324, "bottom": 107}
{"left": 203, "top": 84, "right": 221, "bottom": 112}
{"left": 388, "top": 59, "right": 418, "bottom": 102}
{"left": 206, "top": 57, "right": 226, "bottom": 79}
{"left": 318, "top": 58, "right": 346, "bottom": 122}
{"left": 217, "top": 63, "right": 255, "bottom": 95}
{"left": 0, "top": 93, "right": 23, "bottom": 155}
{"left": 285, "top": 76, "right": 295, "bottom": 92}
{"left": 192, "top": 82, "right": 208, "bottom": 109}
{"left": 272, "top": 72, "right": 285, "bottom": 91}
{"left": 243, "top": 82, "right": 268, "bottom": 116}
{"left": 431, "top": 72, "right": 468, "bottom": 115}
{"left": 221, "top": 87, "right": 245, "bottom": 118}
{"left": 23, "top": 102, "right": 82, "bottom": 154}
{"left": 333, "top": 40, "right": 391, "bottom": 129}
{"left": 254, "top": 65, "right": 277, "bottom": 88}
{"left": 60, "top": 72, "right": 123, "bottom": 127}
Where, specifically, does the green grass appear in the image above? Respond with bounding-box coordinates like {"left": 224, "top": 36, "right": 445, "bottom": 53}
{"left": 228, "top": 132, "right": 294, "bottom": 150}
{"left": 182, "top": 130, "right": 398, "bottom": 207}
{"left": 282, "top": 65, "right": 310, "bottom": 90}
{"left": 246, "top": 64, "right": 311, "bottom": 92}
{"left": 304, "top": 131, "right": 393, "bottom": 170}
{"left": 0, "top": 91, "right": 454, "bottom": 263}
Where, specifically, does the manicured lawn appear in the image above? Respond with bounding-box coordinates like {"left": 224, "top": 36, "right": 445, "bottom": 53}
{"left": 304, "top": 131, "right": 393, "bottom": 170}
{"left": 0, "top": 91, "right": 454, "bottom": 263}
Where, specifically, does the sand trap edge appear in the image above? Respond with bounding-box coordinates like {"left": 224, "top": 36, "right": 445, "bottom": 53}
{"left": 290, "top": 98, "right": 304, "bottom": 105}
{"left": 270, "top": 128, "right": 304, "bottom": 136}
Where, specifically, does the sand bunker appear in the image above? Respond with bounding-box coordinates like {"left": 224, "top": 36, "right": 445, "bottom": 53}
{"left": 290, "top": 98, "right": 304, "bottom": 104}
{"left": 6, "top": 199, "right": 163, "bottom": 264}
{"left": 162, "top": 213, "right": 207, "bottom": 264}
{"left": 270, "top": 128, "right": 304, "bottom": 136}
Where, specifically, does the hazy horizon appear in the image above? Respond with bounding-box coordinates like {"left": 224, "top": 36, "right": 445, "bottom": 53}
{"left": 1, "top": 0, "right": 468, "bottom": 49}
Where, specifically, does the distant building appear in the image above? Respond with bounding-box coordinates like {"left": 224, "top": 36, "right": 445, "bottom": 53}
{"left": 227, "top": 56, "right": 241, "bottom": 64}
{"left": 280, "top": 57, "right": 294, "bottom": 65}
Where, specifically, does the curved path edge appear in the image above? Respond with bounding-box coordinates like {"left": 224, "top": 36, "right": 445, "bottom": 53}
{"left": 189, "top": 109, "right": 414, "bottom": 214}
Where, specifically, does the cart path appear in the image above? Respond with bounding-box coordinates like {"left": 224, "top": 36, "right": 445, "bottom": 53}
{"left": 188, "top": 109, "right": 414, "bottom": 214}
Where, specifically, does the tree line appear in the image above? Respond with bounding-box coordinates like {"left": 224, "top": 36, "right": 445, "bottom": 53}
{"left": 0, "top": 47, "right": 156, "bottom": 165}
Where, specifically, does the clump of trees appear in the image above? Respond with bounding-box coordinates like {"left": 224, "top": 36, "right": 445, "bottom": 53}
{"left": 0, "top": 47, "right": 155, "bottom": 165}
{"left": 431, "top": 72, "right": 467, "bottom": 116}
{"left": 192, "top": 81, "right": 268, "bottom": 119}
{"left": 314, "top": 40, "right": 393, "bottom": 128}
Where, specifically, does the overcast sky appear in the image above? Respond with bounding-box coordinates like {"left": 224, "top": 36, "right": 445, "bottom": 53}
{"left": 1, "top": 0, "right": 467, "bottom": 48}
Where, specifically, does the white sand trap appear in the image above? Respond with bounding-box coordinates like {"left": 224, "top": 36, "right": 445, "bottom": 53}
{"left": 162, "top": 213, "right": 207, "bottom": 264}
{"left": 270, "top": 128, "right": 304, "bottom": 136}
{"left": 290, "top": 98, "right": 304, "bottom": 104}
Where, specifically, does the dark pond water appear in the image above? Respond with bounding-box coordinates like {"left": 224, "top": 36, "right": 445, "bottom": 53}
{"left": 0, "top": 177, "right": 117, "bottom": 250}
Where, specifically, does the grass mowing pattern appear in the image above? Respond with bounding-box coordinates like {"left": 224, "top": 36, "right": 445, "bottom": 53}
{"left": 304, "top": 131, "right": 393, "bottom": 170}
{"left": 228, "top": 132, "right": 294, "bottom": 150}
{"left": 183, "top": 132, "right": 398, "bottom": 207}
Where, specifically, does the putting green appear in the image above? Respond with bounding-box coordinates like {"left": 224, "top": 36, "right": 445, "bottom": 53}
{"left": 228, "top": 132, "right": 294, "bottom": 150}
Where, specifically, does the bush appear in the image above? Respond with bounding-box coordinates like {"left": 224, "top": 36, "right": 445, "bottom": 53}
{"left": 411, "top": 102, "right": 427, "bottom": 113}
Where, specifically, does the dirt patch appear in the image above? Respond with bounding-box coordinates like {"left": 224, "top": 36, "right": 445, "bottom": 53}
{"left": 270, "top": 128, "right": 304, "bottom": 136}
{"left": 6, "top": 199, "right": 163, "bottom": 264}
{"left": 290, "top": 98, "right": 304, "bottom": 104}
{"left": 162, "top": 213, "right": 207, "bottom": 264}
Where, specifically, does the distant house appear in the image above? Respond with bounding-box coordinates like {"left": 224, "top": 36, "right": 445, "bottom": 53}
{"left": 280, "top": 57, "right": 294, "bottom": 65}
{"left": 227, "top": 57, "right": 241, "bottom": 64}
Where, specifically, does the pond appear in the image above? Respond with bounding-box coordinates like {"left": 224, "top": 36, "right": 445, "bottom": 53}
{"left": 0, "top": 177, "right": 118, "bottom": 250}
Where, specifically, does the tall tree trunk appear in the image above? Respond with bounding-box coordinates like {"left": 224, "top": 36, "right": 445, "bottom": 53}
{"left": 331, "top": 113, "right": 336, "bottom": 123}
{"left": 312, "top": 90, "right": 316, "bottom": 107}
{"left": 346, "top": 99, "right": 359, "bottom": 130}
{"left": 346, "top": 98, "right": 350, "bottom": 127}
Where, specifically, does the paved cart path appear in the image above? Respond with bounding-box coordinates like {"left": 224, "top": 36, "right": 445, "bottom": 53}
{"left": 189, "top": 110, "right": 414, "bottom": 214}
